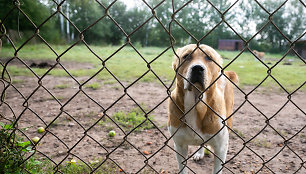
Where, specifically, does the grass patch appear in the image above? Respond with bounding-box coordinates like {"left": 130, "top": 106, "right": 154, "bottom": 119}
{"left": 253, "top": 139, "right": 272, "bottom": 148}
{"left": 0, "top": 131, "right": 144, "bottom": 174}
{"left": 12, "top": 79, "right": 24, "bottom": 84}
{"left": 49, "top": 120, "right": 60, "bottom": 128}
{"left": 24, "top": 157, "right": 54, "bottom": 174}
{"left": 26, "top": 157, "right": 155, "bottom": 173}
{"left": 299, "top": 133, "right": 306, "bottom": 141}
{"left": 41, "top": 95, "right": 65, "bottom": 102}
{"left": 54, "top": 84, "right": 69, "bottom": 89}
{"left": 274, "top": 129, "right": 288, "bottom": 137}
{"left": 113, "top": 111, "right": 154, "bottom": 131}
{"left": 56, "top": 96, "right": 66, "bottom": 101}
{"left": 84, "top": 82, "right": 101, "bottom": 90}
{"left": 24, "top": 156, "right": 119, "bottom": 174}
{"left": 60, "top": 160, "right": 117, "bottom": 174}
{"left": 103, "top": 79, "right": 117, "bottom": 85}
{"left": 0, "top": 65, "right": 99, "bottom": 77}
{"left": 232, "top": 128, "right": 245, "bottom": 139}
{"left": 99, "top": 105, "right": 155, "bottom": 132}
{"left": 1, "top": 44, "right": 304, "bottom": 92}
{"left": 84, "top": 111, "right": 96, "bottom": 117}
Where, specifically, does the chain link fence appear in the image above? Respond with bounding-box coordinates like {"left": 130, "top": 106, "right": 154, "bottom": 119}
{"left": 1, "top": 0, "right": 305, "bottom": 173}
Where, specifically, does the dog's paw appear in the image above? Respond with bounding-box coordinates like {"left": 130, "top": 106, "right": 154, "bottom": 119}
{"left": 193, "top": 151, "right": 204, "bottom": 161}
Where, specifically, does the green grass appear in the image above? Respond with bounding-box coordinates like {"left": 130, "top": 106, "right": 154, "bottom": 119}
{"left": 103, "top": 79, "right": 117, "bottom": 85}
{"left": 222, "top": 51, "right": 305, "bottom": 91}
{"left": 232, "top": 128, "right": 245, "bottom": 139}
{"left": 0, "top": 122, "right": 118, "bottom": 174}
{"left": 41, "top": 95, "right": 65, "bottom": 102}
{"left": 84, "top": 82, "right": 101, "bottom": 90}
{"left": 1, "top": 44, "right": 305, "bottom": 92}
{"left": 113, "top": 110, "right": 154, "bottom": 132}
{"left": 12, "top": 79, "right": 24, "bottom": 84}
{"left": 99, "top": 106, "right": 155, "bottom": 132}
{"left": 24, "top": 156, "right": 118, "bottom": 174}
{"left": 0, "top": 65, "right": 99, "bottom": 77}
{"left": 253, "top": 139, "right": 272, "bottom": 148}
{"left": 84, "top": 111, "right": 96, "bottom": 117}
{"left": 54, "top": 84, "right": 69, "bottom": 89}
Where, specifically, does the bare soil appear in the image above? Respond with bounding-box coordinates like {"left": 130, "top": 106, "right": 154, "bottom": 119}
{"left": 1, "top": 74, "right": 305, "bottom": 174}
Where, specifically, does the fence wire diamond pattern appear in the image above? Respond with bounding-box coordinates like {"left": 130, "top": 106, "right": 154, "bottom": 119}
{"left": 0, "top": 0, "right": 305, "bottom": 173}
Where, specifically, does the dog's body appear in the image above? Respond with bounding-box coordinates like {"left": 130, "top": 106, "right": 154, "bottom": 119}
{"left": 253, "top": 50, "right": 265, "bottom": 60}
{"left": 168, "top": 44, "right": 238, "bottom": 174}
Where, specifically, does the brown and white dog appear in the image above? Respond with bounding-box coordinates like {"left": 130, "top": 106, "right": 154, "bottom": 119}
{"left": 168, "top": 44, "right": 238, "bottom": 174}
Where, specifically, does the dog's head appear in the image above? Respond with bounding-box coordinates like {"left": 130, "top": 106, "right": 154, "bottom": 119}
{"left": 172, "top": 44, "right": 223, "bottom": 92}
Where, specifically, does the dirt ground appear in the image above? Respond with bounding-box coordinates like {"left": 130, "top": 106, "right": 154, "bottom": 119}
{"left": 1, "top": 65, "right": 305, "bottom": 173}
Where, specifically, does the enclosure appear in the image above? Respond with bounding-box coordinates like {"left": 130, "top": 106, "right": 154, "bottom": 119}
{"left": 0, "top": 0, "right": 305, "bottom": 174}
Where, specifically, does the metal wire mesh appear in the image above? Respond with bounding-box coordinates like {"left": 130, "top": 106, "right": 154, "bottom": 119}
{"left": 0, "top": 0, "right": 305, "bottom": 173}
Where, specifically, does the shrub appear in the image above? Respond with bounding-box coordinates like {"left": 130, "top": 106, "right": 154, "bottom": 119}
{"left": 0, "top": 122, "right": 33, "bottom": 173}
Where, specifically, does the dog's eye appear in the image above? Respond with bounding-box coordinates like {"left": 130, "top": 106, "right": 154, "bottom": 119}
{"left": 183, "top": 54, "right": 191, "bottom": 60}
{"left": 206, "top": 56, "right": 212, "bottom": 61}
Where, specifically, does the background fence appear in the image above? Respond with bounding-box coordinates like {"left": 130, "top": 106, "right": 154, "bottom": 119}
{"left": 0, "top": 0, "right": 305, "bottom": 173}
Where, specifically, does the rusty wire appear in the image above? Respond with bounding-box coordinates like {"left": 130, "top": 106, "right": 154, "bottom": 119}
{"left": 0, "top": 0, "right": 305, "bottom": 173}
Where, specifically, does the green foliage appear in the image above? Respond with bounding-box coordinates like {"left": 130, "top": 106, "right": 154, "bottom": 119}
{"left": 245, "top": 0, "right": 305, "bottom": 52}
{"left": 0, "top": 122, "right": 33, "bottom": 173}
{"left": 1, "top": 0, "right": 303, "bottom": 51}
{"left": 24, "top": 157, "right": 53, "bottom": 174}
{"left": 112, "top": 106, "right": 155, "bottom": 132}
{"left": 68, "top": 0, "right": 111, "bottom": 44}
{"left": 0, "top": 0, "right": 62, "bottom": 44}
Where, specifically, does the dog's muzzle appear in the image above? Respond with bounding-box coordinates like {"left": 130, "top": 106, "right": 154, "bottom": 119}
{"left": 187, "top": 65, "right": 204, "bottom": 91}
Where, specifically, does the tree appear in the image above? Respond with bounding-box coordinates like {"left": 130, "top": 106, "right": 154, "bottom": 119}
{"left": 0, "top": 0, "right": 61, "bottom": 43}
{"left": 250, "top": 0, "right": 296, "bottom": 52}
{"left": 67, "top": 0, "right": 112, "bottom": 44}
{"left": 287, "top": 0, "right": 306, "bottom": 41}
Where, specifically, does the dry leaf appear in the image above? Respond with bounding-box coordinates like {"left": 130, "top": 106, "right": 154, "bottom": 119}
{"left": 143, "top": 150, "right": 150, "bottom": 155}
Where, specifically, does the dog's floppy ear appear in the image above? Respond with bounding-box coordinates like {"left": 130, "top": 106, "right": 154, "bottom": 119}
{"left": 225, "top": 71, "right": 239, "bottom": 85}
{"left": 172, "top": 48, "right": 181, "bottom": 70}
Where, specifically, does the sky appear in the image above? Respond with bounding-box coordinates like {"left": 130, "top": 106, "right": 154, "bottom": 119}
{"left": 120, "top": 0, "right": 140, "bottom": 9}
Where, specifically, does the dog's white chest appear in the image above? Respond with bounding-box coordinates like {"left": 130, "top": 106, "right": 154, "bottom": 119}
{"left": 184, "top": 91, "right": 199, "bottom": 131}
{"left": 184, "top": 91, "right": 198, "bottom": 129}
{"left": 172, "top": 91, "right": 208, "bottom": 145}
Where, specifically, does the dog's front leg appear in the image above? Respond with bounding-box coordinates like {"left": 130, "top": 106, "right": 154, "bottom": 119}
{"left": 174, "top": 142, "right": 188, "bottom": 174}
{"left": 212, "top": 130, "right": 229, "bottom": 174}
{"left": 193, "top": 147, "right": 204, "bottom": 161}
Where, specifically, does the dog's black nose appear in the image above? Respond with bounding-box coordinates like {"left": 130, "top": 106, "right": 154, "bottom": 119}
{"left": 190, "top": 65, "right": 204, "bottom": 88}
{"left": 192, "top": 65, "right": 204, "bottom": 72}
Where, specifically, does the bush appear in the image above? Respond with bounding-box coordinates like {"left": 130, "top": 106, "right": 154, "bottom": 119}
{"left": 0, "top": 122, "right": 33, "bottom": 173}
